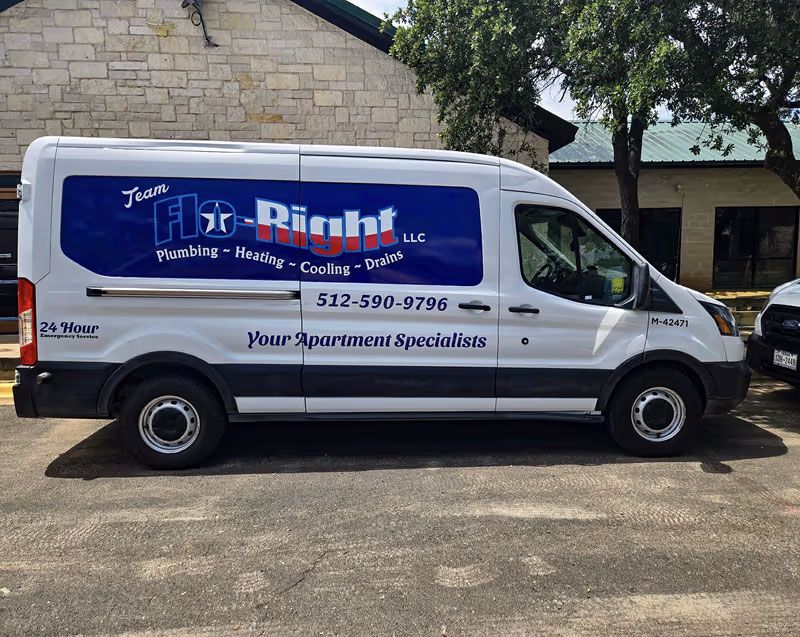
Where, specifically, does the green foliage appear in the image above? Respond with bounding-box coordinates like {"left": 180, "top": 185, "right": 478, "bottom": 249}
{"left": 671, "top": 1, "right": 800, "bottom": 126}
{"left": 387, "top": 0, "right": 682, "bottom": 154}
{"left": 387, "top": 0, "right": 560, "bottom": 157}
{"left": 671, "top": 0, "right": 800, "bottom": 195}
{"left": 560, "top": 0, "right": 681, "bottom": 129}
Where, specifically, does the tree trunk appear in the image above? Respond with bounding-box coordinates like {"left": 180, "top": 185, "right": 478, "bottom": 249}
{"left": 616, "top": 169, "right": 640, "bottom": 248}
{"left": 753, "top": 111, "right": 800, "bottom": 198}
{"left": 611, "top": 116, "right": 645, "bottom": 249}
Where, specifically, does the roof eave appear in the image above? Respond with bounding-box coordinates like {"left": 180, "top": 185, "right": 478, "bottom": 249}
{"left": 291, "top": 0, "right": 394, "bottom": 52}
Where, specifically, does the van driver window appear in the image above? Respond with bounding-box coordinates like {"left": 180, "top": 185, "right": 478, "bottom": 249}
{"left": 515, "top": 205, "right": 632, "bottom": 306}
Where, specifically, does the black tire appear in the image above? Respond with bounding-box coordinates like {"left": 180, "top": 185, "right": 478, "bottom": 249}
{"left": 606, "top": 368, "right": 702, "bottom": 457}
{"left": 119, "top": 374, "right": 227, "bottom": 469}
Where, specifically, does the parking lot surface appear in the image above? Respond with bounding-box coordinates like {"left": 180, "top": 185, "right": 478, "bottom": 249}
{"left": 0, "top": 377, "right": 799, "bottom": 636}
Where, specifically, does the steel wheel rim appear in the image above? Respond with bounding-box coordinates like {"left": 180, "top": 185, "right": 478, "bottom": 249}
{"left": 138, "top": 395, "right": 200, "bottom": 454}
{"left": 630, "top": 386, "right": 686, "bottom": 442}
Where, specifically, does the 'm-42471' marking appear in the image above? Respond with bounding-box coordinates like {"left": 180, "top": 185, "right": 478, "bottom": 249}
{"left": 316, "top": 292, "right": 448, "bottom": 311}
{"left": 651, "top": 317, "right": 689, "bottom": 328}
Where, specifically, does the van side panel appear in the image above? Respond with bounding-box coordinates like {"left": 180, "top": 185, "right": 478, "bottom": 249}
{"left": 31, "top": 144, "right": 304, "bottom": 415}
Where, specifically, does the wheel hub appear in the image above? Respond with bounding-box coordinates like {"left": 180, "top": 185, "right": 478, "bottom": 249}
{"left": 151, "top": 408, "right": 188, "bottom": 442}
{"left": 138, "top": 396, "right": 200, "bottom": 454}
{"left": 641, "top": 399, "right": 674, "bottom": 430}
{"left": 630, "top": 387, "right": 686, "bottom": 442}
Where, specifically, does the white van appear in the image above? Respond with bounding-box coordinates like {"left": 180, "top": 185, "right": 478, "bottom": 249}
{"left": 14, "top": 137, "right": 750, "bottom": 468}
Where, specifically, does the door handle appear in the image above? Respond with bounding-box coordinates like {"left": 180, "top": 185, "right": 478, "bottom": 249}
{"left": 458, "top": 302, "right": 491, "bottom": 311}
{"left": 508, "top": 306, "right": 540, "bottom": 314}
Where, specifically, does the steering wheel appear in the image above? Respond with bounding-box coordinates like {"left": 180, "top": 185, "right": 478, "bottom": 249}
{"left": 532, "top": 261, "right": 555, "bottom": 282}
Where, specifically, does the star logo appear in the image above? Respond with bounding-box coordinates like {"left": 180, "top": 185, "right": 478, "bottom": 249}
{"left": 199, "top": 201, "right": 234, "bottom": 236}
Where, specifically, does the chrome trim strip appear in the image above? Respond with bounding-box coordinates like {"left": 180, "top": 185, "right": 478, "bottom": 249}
{"left": 86, "top": 287, "right": 299, "bottom": 300}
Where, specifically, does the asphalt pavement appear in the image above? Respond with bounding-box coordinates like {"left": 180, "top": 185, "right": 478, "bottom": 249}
{"left": 0, "top": 377, "right": 799, "bottom": 636}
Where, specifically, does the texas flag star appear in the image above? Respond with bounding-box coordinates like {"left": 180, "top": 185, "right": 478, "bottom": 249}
{"left": 201, "top": 202, "right": 233, "bottom": 233}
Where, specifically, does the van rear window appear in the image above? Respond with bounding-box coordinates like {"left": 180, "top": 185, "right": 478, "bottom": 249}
{"left": 60, "top": 176, "right": 483, "bottom": 285}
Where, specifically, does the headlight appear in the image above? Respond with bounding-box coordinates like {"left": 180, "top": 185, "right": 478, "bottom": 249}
{"left": 754, "top": 312, "right": 762, "bottom": 336}
{"left": 700, "top": 301, "right": 739, "bottom": 337}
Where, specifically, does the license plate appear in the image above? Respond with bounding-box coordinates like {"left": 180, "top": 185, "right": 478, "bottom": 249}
{"left": 773, "top": 349, "right": 798, "bottom": 370}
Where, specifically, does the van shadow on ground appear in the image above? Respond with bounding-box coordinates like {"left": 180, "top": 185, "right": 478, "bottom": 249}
{"left": 45, "top": 409, "right": 788, "bottom": 480}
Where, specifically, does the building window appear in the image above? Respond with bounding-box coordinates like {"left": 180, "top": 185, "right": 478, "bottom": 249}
{"left": 596, "top": 208, "right": 682, "bottom": 282}
{"left": 0, "top": 172, "right": 20, "bottom": 323}
{"left": 713, "top": 206, "right": 799, "bottom": 289}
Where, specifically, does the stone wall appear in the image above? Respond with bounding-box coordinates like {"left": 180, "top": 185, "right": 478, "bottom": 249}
{"left": 549, "top": 166, "right": 800, "bottom": 290}
{"left": 0, "top": 0, "right": 548, "bottom": 171}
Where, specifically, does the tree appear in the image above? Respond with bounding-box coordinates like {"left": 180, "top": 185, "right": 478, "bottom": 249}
{"left": 670, "top": 1, "right": 800, "bottom": 198}
{"left": 387, "top": 0, "right": 683, "bottom": 248}
{"left": 387, "top": 0, "right": 559, "bottom": 159}
{"left": 559, "top": 0, "right": 681, "bottom": 247}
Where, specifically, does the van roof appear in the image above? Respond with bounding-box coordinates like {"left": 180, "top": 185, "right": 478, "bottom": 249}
{"left": 52, "top": 136, "right": 501, "bottom": 166}
{"left": 34, "top": 136, "right": 583, "bottom": 206}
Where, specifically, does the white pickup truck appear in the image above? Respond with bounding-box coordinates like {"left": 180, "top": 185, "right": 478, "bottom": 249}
{"left": 748, "top": 279, "right": 800, "bottom": 387}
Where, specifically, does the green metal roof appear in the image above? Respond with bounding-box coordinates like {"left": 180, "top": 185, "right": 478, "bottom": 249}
{"left": 550, "top": 121, "right": 800, "bottom": 167}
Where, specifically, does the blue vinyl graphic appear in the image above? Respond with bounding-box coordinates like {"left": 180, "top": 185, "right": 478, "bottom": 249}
{"left": 60, "top": 176, "right": 483, "bottom": 285}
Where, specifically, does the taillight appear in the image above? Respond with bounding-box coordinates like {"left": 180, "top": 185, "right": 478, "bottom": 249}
{"left": 18, "top": 278, "right": 37, "bottom": 365}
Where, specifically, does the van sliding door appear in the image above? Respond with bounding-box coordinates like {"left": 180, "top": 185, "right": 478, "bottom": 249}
{"left": 297, "top": 151, "right": 500, "bottom": 414}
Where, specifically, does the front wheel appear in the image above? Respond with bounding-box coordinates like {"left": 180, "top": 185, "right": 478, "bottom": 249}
{"left": 119, "top": 375, "right": 227, "bottom": 469}
{"left": 606, "top": 368, "right": 702, "bottom": 456}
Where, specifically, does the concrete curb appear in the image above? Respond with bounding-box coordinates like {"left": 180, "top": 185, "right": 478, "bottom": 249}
{"left": 0, "top": 359, "right": 18, "bottom": 381}
{"left": 0, "top": 381, "right": 13, "bottom": 406}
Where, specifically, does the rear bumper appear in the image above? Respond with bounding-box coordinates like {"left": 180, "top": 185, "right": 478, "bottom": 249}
{"left": 747, "top": 333, "right": 800, "bottom": 386}
{"left": 704, "top": 359, "right": 751, "bottom": 415}
{"left": 13, "top": 362, "right": 118, "bottom": 419}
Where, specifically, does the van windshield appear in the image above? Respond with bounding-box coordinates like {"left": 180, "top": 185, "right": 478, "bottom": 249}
{"left": 515, "top": 205, "right": 632, "bottom": 306}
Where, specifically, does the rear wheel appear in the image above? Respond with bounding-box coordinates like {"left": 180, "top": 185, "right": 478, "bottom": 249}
{"left": 606, "top": 368, "right": 702, "bottom": 456}
{"left": 119, "top": 375, "right": 227, "bottom": 469}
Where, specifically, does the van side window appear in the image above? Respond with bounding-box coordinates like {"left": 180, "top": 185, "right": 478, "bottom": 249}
{"left": 515, "top": 205, "right": 632, "bottom": 306}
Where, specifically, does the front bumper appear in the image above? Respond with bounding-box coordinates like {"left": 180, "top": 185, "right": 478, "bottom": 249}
{"left": 13, "top": 362, "right": 118, "bottom": 419}
{"left": 747, "top": 333, "right": 800, "bottom": 386}
{"left": 704, "top": 359, "right": 751, "bottom": 415}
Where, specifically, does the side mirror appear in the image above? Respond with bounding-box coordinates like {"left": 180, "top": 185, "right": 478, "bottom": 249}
{"left": 633, "top": 263, "right": 651, "bottom": 310}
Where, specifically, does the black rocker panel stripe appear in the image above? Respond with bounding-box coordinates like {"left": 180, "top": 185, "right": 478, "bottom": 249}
{"left": 495, "top": 367, "right": 611, "bottom": 398}
{"left": 215, "top": 364, "right": 612, "bottom": 398}
{"left": 27, "top": 362, "right": 612, "bottom": 404}
{"left": 303, "top": 365, "right": 496, "bottom": 397}
{"left": 215, "top": 364, "right": 303, "bottom": 397}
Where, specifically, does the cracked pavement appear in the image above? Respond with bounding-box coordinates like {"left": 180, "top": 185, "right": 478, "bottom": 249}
{"left": 0, "top": 376, "right": 799, "bottom": 636}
